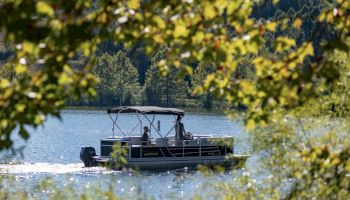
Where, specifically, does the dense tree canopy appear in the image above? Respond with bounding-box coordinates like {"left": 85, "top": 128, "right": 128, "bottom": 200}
{"left": 191, "top": 61, "right": 217, "bottom": 109}
{"left": 94, "top": 51, "right": 140, "bottom": 106}
{"left": 144, "top": 48, "right": 188, "bottom": 107}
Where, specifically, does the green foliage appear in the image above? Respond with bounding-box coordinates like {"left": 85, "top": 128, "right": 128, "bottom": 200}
{"left": 0, "top": 63, "right": 15, "bottom": 80}
{"left": 220, "top": 1, "right": 350, "bottom": 197}
{"left": 0, "top": 0, "right": 100, "bottom": 150}
{"left": 1, "top": 0, "right": 350, "bottom": 198}
{"left": 0, "top": 0, "right": 332, "bottom": 148}
{"left": 144, "top": 48, "right": 188, "bottom": 106}
{"left": 290, "top": 145, "right": 350, "bottom": 199}
{"left": 110, "top": 142, "right": 129, "bottom": 169}
{"left": 127, "top": 45, "right": 151, "bottom": 85}
{"left": 191, "top": 61, "right": 217, "bottom": 109}
{"left": 94, "top": 51, "right": 140, "bottom": 106}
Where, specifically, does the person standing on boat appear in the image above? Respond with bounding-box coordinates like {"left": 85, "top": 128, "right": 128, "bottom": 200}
{"left": 142, "top": 126, "right": 150, "bottom": 145}
{"left": 175, "top": 115, "right": 185, "bottom": 145}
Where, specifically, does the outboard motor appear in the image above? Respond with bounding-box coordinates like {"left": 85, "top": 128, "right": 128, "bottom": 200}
{"left": 80, "top": 147, "right": 97, "bottom": 167}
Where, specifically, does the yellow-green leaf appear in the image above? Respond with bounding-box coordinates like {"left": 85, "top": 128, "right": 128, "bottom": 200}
{"left": 15, "top": 104, "right": 26, "bottom": 112}
{"left": 153, "top": 16, "right": 165, "bottom": 29}
{"left": 266, "top": 22, "right": 277, "bottom": 32}
{"left": 36, "top": 1, "right": 54, "bottom": 17}
{"left": 204, "top": 4, "right": 216, "bottom": 20}
{"left": 304, "top": 42, "right": 314, "bottom": 56}
{"left": 174, "top": 23, "right": 189, "bottom": 38}
{"left": 246, "top": 119, "right": 255, "bottom": 130}
{"left": 0, "top": 79, "right": 10, "bottom": 88}
{"left": 15, "top": 64, "right": 27, "bottom": 74}
{"left": 293, "top": 18, "right": 302, "bottom": 29}
{"left": 127, "top": 0, "right": 140, "bottom": 10}
{"left": 34, "top": 114, "right": 45, "bottom": 125}
{"left": 23, "top": 41, "right": 35, "bottom": 53}
{"left": 58, "top": 74, "right": 71, "bottom": 85}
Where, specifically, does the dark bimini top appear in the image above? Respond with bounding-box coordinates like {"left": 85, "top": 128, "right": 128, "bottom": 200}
{"left": 107, "top": 106, "right": 185, "bottom": 116}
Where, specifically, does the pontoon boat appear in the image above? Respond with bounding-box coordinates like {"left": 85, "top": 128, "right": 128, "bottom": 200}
{"left": 80, "top": 106, "right": 249, "bottom": 170}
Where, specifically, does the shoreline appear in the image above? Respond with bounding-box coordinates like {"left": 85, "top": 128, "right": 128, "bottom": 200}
{"left": 64, "top": 105, "right": 230, "bottom": 115}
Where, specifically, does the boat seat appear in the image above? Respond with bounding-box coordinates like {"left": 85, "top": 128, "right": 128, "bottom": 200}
{"left": 128, "top": 136, "right": 143, "bottom": 145}
{"left": 156, "top": 138, "right": 169, "bottom": 147}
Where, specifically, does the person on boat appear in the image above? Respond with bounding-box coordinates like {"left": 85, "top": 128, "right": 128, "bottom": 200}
{"left": 175, "top": 115, "right": 185, "bottom": 145}
{"left": 142, "top": 126, "right": 150, "bottom": 145}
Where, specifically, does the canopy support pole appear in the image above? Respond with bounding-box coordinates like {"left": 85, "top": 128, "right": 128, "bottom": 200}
{"left": 164, "top": 126, "right": 175, "bottom": 138}
{"left": 143, "top": 113, "right": 163, "bottom": 139}
{"left": 108, "top": 111, "right": 127, "bottom": 137}
{"left": 136, "top": 112, "right": 143, "bottom": 136}
{"left": 150, "top": 115, "right": 155, "bottom": 138}
{"left": 127, "top": 114, "right": 145, "bottom": 137}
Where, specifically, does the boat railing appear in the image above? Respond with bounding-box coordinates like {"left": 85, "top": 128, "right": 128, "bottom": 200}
{"left": 169, "top": 137, "right": 221, "bottom": 157}
{"left": 114, "top": 136, "right": 230, "bottom": 158}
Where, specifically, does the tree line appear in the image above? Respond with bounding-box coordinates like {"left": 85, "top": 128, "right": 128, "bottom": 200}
{"left": 69, "top": 47, "right": 237, "bottom": 109}
{"left": 0, "top": 0, "right": 329, "bottom": 110}
{"left": 66, "top": 0, "right": 331, "bottom": 109}
{"left": 66, "top": 47, "right": 217, "bottom": 109}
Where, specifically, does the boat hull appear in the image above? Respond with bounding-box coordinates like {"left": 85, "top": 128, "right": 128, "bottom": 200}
{"left": 96, "top": 155, "right": 249, "bottom": 170}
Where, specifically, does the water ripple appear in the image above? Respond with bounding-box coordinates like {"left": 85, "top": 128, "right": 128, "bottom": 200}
{"left": 0, "top": 162, "right": 113, "bottom": 175}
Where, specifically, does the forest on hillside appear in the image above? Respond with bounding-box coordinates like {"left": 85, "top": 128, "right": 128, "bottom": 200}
{"left": 0, "top": 0, "right": 334, "bottom": 109}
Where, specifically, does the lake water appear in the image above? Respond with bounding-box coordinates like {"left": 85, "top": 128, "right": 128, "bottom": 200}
{"left": 0, "top": 109, "right": 259, "bottom": 199}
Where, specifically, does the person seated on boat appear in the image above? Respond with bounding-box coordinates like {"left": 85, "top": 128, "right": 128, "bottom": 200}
{"left": 175, "top": 115, "right": 185, "bottom": 145}
{"left": 142, "top": 126, "right": 150, "bottom": 145}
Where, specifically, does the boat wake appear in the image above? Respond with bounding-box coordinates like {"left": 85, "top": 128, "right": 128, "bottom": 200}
{"left": 0, "top": 162, "right": 114, "bottom": 175}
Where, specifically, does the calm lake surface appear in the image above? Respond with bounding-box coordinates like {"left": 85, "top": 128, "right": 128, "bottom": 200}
{"left": 0, "top": 109, "right": 260, "bottom": 199}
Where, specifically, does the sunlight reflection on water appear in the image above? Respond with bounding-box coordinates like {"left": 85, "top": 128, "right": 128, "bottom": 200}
{"left": 0, "top": 162, "right": 111, "bottom": 174}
